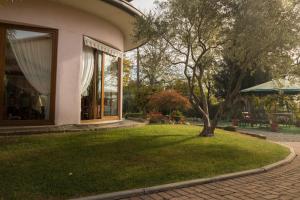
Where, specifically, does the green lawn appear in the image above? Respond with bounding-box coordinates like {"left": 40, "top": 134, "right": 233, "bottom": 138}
{"left": 0, "top": 125, "right": 289, "bottom": 200}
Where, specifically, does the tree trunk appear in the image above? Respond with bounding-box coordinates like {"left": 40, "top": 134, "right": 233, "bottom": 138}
{"left": 136, "top": 47, "right": 140, "bottom": 88}
{"left": 199, "top": 115, "right": 214, "bottom": 137}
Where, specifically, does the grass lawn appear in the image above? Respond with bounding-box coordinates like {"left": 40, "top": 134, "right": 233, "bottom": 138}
{"left": 0, "top": 125, "right": 289, "bottom": 200}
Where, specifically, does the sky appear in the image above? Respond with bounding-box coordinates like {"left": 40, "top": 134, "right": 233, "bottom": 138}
{"left": 131, "top": 0, "right": 156, "bottom": 12}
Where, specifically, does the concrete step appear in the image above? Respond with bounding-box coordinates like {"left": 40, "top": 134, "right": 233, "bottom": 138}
{"left": 0, "top": 120, "right": 147, "bottom": 136}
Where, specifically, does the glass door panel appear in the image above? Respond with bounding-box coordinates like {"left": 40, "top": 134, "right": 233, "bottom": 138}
{"left": 81, "top": 50, "right": 104, "bottom": 120}
{"left": 80, "top": 46, "right": 95, "bottom": 120}
{"left": 103, "top": 54, "right": 119, "bottom": 116}
{"left": 4, "top": 29, "right": 53, "bottom": 120}
{"left": 80, "top": 78, "right": 94, "bottom": 120}
{"left": 81, "top": 48, "right": 120, "bottom": 120}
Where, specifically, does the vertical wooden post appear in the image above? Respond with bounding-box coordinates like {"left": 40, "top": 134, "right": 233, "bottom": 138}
{"left": 136, "top": 47, "right": 140, "bottom": 88}
{"left": 91, "top": 50, "right": 98, "bottom": 119}
{"left": 101, "top": 52, "right": 105, "bottom": 118}
{"left": 49, "top": 29, "right": 58, "bottom": 123}
{"left": 118, "top": 57, "right": 122, "bottom": 120}
{"left": 0, "top": 27, "right": 5, "bottom": 121}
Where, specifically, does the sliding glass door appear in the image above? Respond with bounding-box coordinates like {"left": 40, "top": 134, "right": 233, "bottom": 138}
{"left": 81, "top": 48, "right": 121, "bottom": 121}
{"left": 0, "top": 23, "right": 57, "bottom": 125}
{"left": 104, "top": 54, "right": 119, "bottom": 116}
{"left": 81, "top": 50, "right": 102, "bottom": 120}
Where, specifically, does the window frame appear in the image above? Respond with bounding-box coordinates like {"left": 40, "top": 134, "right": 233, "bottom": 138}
{"left": 81, "top": 49, "right": 122, "bottom": 122}
{"left": 0, "top": 22, "right": 58, "bottom": 126}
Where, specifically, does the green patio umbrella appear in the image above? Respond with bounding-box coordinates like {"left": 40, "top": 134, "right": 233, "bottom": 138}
{"left": 241, "top": 78, "right": 300, "bottom": 95}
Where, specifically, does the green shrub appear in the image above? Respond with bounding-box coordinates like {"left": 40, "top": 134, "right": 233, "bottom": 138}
{"left": 171, "top": 110, "right": 184, "bottom": 123}
{"left": 149, "top": 112, "right": 166, "bottom": 124}
{"left": 125, "top": 113, "right": 145, "bottom": 119}
{"left": 295, "top": 113, "right": 300, "bottom": 127}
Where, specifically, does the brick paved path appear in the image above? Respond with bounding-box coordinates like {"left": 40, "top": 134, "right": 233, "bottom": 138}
{"left": 238, "top": 128, "right": 300, "bottom": 142}
{"left": 121, "top": 132, "right": 300, "bottom": 200}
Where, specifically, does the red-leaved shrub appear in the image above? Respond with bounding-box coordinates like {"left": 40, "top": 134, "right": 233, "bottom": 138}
{"left": 149, "top": 112, "right": 167, "bottom": 124}
{"left": 148, "top": 90, "right": 191, "bottom": 115}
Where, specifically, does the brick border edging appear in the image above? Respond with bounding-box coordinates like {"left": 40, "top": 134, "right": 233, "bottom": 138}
{"left": 70, "top": 143, "right": 297, "bottom": 200}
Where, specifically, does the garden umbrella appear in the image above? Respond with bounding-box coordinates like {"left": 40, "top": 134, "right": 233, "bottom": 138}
{"left": 241, "top": 78, "right": 300, "bottom": 95}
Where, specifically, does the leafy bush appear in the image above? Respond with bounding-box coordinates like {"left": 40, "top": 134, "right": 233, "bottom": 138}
{"left": 148, "top": 90, "right": 191, "bottom": 115}
{"left": 123, "top": 82, "right": 156, "bottom": 114}
{"left": 295, "top": 113, "right": 300, "bottom": 127}
{"left": 124, "top": 113, "right": 146, "bottom": 119}
{"left": 149, "top": 112, "right": 166, "bottom": 124}
{"left": 171, "top": 110, "right": 184, "bottom": 123}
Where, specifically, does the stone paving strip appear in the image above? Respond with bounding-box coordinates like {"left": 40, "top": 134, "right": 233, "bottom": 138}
{"left": 119, "top": 142, "right": 300, "bottom": 200}
{"left": 0, "top": 120, "right": 147, "bottom": 136}
{"left": 238, "top": 128, "right": 300, "bottom": 142}
{"left": 71, "top": 140, "right": 297, "bottom": 200}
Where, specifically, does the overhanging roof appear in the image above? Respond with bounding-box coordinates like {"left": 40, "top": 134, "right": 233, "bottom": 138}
{"left": 50, "top": 0, "right": 144, "bottom": 51}
{"left": 241, "top": 78, "right": 300, "bottom": 95}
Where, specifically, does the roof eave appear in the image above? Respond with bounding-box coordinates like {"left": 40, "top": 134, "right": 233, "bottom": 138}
{"left": 101, "top": 0, "right": 145, "bottom": 51}
{"left": 102, "top": 0, "right": 143, "bottom": 17}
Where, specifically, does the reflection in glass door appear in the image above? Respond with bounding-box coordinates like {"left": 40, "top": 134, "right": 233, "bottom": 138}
{"left": 104, "top": 55, "right": 119, "bottom": 116}
{"left": 81, "top": 46, "right": 120, "bottom": 121}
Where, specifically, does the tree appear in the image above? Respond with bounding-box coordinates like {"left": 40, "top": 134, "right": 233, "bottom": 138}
{"left": 0, "top": 0, "right": 20, "bottom": 6}
{"left": 138, "top": 38, "right": 181, "bottom": 88}
{"left": 211, "top": 0, "right": 300, "bottom": 129}
{"left": 123, "top": 57, "right": 133, "bottom": 87}
{"left": 135, "top": 0, "right": 300, "bottom": 136}
{"left": 135, "top": 0, "right": 235, "bottom": 136}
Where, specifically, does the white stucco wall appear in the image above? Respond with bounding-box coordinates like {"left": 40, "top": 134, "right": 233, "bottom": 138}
{"left": 0, "top": 0, "right": 125, "bottom": 125}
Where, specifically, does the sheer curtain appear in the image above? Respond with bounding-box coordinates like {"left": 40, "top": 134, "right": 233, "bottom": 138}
{"left": 7, "top": 30, "right": 52, "bottom": 119}
{"left": 81, "top": 46, "right": 94, "bottom": 96}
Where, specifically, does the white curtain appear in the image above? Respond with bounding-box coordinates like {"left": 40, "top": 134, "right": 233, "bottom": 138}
{"left": 81, "top": 46, "right": 95, "bottom": 96}
{"left": 7, "top": 31, "right": 52, "bottom": 119}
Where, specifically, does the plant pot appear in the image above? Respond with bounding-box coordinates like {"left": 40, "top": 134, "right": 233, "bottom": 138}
{"left": 232, "top": 119, "right": 239, "bottom": 126}
{"left": 271, "top": 122, "right": 279, "bottom": 132}
{"left": 296, "top": 120, "right": 300, "bottom": 128}
{"left": 174, "top": 116, "right": 181, "bottom": 123}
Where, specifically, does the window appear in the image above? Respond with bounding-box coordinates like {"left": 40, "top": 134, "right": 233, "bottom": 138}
{"left": 0, "top": 24, "right": 57, "bottom": 125}
{"left": 81, "top": 44, "right": 121, "bottom": 121}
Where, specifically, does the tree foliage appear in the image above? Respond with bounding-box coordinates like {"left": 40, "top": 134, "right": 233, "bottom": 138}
{"left": 0, "top": 0, "right": 14, "bottom": 6}
{"left": 123, "top": 58, "right": 133, "bottom": 87}
{"left": 135, "top": 0, "right": 300, "bottom": 136}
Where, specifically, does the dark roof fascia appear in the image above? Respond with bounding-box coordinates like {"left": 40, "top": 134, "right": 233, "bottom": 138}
{"left": 101, "top": 0, "right": 143, "bottom": 17}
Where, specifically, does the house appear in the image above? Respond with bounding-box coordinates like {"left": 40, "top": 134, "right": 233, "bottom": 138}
{"left": 0, "top": 0, "right": 143, "bottom": 126}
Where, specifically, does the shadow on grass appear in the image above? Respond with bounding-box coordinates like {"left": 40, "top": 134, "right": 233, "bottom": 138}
{"left": 0, "top": 142, "right": 278, "bottom": 199}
